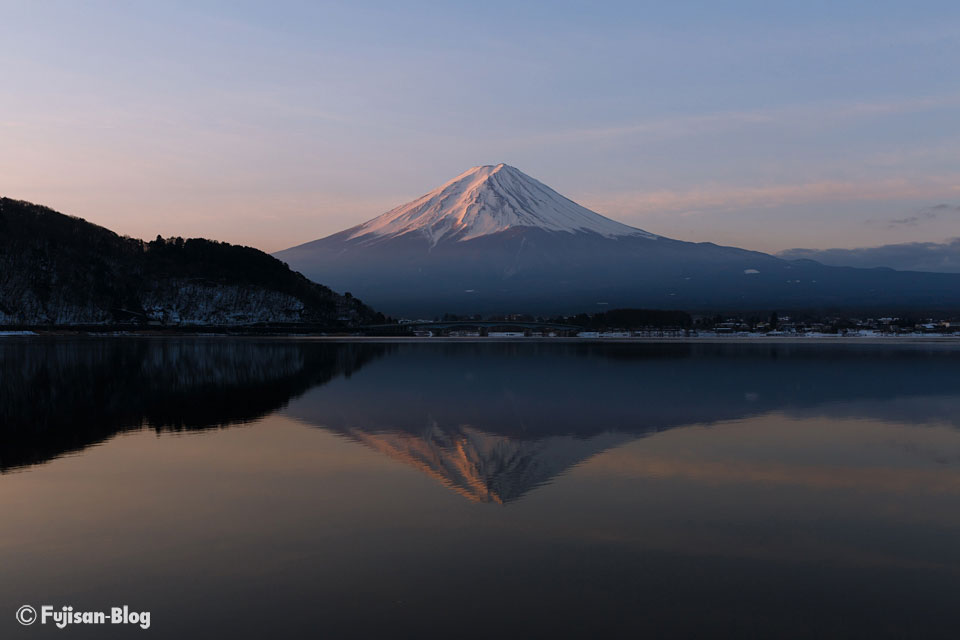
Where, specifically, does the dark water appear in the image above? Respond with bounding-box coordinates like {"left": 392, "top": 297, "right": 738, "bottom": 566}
{"left": 3, "top": 338, "right": 960, "bottom": 638}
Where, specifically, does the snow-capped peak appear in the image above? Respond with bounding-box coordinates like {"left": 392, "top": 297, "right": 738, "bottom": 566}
{"left": 348, "top": 163, "right": 658, "bottom": 245}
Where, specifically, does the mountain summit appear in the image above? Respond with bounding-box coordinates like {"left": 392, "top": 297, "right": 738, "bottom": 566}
{"left": 276, "top": 166, "right": 960, "bottom": 316}
{"left": 348, "top": 163, "right": 656, "bottom": 246}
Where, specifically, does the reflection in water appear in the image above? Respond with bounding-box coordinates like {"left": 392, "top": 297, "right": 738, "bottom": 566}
{"left": 4, "top": 339, "right": 960, "bottom": 502}
{"left": 343, "top": 425, "right": 633, "bottom": 503}
{"left": 3, "top": 339, "right": 960, "bottom": 638}
{"left": 0, "top": 338, "right": 389, "bottom": 471}
{"left": 286, "top": 342, "right": 960, "bottom": 502}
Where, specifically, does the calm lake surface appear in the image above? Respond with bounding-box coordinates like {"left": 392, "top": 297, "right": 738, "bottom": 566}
{"left": 3, "top": 338, "right": 960, "bottom": 638}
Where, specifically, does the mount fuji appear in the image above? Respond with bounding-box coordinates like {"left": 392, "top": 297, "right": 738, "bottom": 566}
{"left": 276, "top": 164, "right": 960, "bottom": 316}
{"left": 336, "top": 163, "right": 656, "bottom": 245}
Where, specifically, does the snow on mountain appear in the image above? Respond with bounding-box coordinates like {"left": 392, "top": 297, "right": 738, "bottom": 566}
{"left": 348, "top": 163, "right": 657, "bottom": 246}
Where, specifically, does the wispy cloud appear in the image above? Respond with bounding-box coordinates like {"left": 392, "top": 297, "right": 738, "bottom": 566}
{"left": 581, "top": 177, "right": 960, "bottom": 218}
{"left": 882, "top": 203, "right": 960, "bottom": 227}
{"left": 510, "top": 94, "right": 960, "bottom": 146}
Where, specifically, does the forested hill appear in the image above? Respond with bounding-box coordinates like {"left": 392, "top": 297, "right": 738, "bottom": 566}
{"left": 0, "top": 198, "right": 384, "bottom": 327}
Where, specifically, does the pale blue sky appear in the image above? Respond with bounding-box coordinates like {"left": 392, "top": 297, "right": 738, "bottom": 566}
{"left": 2, "top": 0, "right": 959, "bottom": 252}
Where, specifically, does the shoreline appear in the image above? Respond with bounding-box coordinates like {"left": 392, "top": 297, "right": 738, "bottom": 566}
{"left": 3, "top": 332, "right": 960, "bottom": 345}
{"left": 290, "top": 335, "right": 960, "bottom": 345}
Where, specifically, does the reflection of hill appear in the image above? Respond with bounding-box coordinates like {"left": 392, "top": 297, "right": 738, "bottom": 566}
{"left": 0, "top": 339, "right": 389, "bottom": 471}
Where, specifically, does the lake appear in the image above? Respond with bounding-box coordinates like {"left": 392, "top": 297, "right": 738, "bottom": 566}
{"left": 2, "top": 338, "right": 960, "bottom": 638}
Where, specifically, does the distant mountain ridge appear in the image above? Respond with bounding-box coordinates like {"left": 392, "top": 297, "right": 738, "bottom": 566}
{"left": 276, "top": 165, "right": 960, "bottom": 316}
{"left": 779, "top": 240, "right": 960, "bottom": 274}
{"left": 0, "top": 197, "right": 382, "bottom": 326}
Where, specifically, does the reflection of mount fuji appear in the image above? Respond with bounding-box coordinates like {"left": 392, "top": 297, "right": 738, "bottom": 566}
{"left": 4, "top": 340, "right": 960, "bottom": 503}
{"left": 286, "top": 342, "right": 960, "bottom": 503}
{"left": 343, "top": 423, "right": 632, "bottom": 503}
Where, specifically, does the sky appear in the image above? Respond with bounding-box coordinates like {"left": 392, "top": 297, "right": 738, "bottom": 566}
{"left": 2, "top": 0, "right": 959, "bottom": 254}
